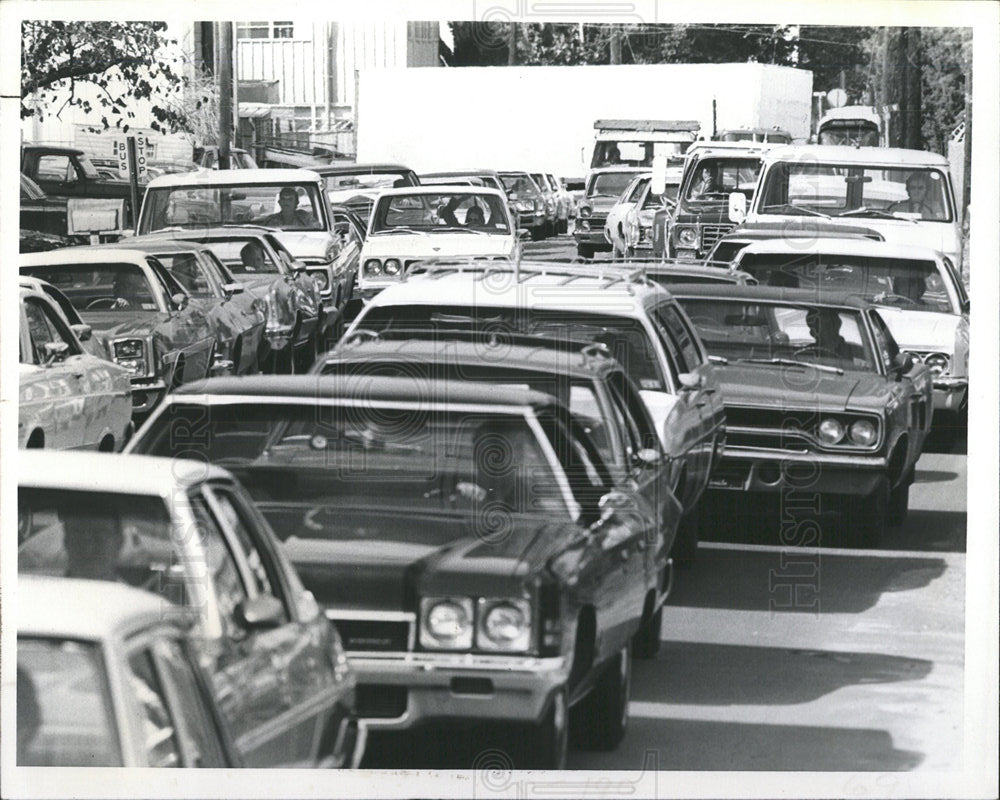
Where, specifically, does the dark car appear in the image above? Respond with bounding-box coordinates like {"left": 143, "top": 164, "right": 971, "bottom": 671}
{"left": 18, "top": 451, "right": 362, "bottom": 769}
{"left": 671, "top": 284, "right": 933, "bottom": 545}
{"left": 126, "top": 375, "right": 658, "bottom": 768}
{"left": 498, "top": 171, "right": 549, "bottom": 240}
{"left": 109, "top": 238, "right": 267, "bottom": 375}
{"left": 317, "top": 163, "right": 420, "bottom": 226}
{"left": 20, "top": 247, "right": 217, "bottom": 419}
{"left": 313, "top": 334, "right": 683, "bottom": 656}
{"left": 573, "top": 168, "right": 646, "bottom": 258}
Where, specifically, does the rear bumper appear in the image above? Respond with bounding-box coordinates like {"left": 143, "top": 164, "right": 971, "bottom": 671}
{"left": 709, "top": 445, "right": 889, "bottom": 496}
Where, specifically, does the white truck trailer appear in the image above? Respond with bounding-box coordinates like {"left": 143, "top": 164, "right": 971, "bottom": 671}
{"left": 356, "top": 62, "right": 813, "bottom": 181}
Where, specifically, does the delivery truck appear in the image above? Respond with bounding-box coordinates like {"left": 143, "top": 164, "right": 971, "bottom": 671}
{"left": 356, "top": 63, "right": 813, "bottom": 181}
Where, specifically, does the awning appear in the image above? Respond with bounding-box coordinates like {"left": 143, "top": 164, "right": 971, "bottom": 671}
{"left": 238, "top": 102, "right": 273, "bottom": 120}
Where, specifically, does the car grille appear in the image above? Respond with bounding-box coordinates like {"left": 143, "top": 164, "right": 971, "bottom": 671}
{"left": 329, "top": 617, "right": 413, "bottom": 652}
{"left": 724, "top": 405, "right": 820, "bottom": 451}
{"left": 588, "top": 213, "right": 608, "bottom": 227}
{"left": 700, "top": 223, "right": 737, "bottom": 252}
{"left": 356, "top": 685, "right": 408, "bottom": 718}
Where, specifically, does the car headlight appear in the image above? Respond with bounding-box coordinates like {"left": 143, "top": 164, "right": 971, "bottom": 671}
{"left": 112, "top": 338, "right": 148, "bottom": 377}
{"left": 477, "top": 599, "right": 532, "bottom": 652}
{"left": 848, "top": 419, "right": 878, "bottom": 446}
{"left": 579, "top": 205, "right": 592, "bottom": 218}
{"left": 676, "top": 227, "right": 698, "bottom": 247}
{"left": 515, "top": 200, "right": 531, "bottom": 212}
{"left": 924, "top": 352, "right": 950, "bottom": 376}
{"left": 383, "top": 258, "right": 402, "bottom": 276}
{"left": 420, "top": 597, "right": 473, "bottom": 649}
{"left": 364, "top": 258, "right": 383, "bottom": 277}
{"left": 817, "top": 417, "right": 845, "bottom": 445}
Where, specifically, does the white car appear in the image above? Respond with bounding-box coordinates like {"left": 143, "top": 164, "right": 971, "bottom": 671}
{"left": 623, "top": 167, "right": 682, "bottom": 255}
{"left": 604, "top": 173, "right": 650, "bottom": 257}
{"left": 358, "top": 186, "right": 520, "bottom": 299}
{"left": 731, "top": 238, "right": 968, "bottom": 421}
{"left": 19, "top": 280, "right": 133, "bottom": 451}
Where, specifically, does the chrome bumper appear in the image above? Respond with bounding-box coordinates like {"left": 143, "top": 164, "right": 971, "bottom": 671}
{"left": 932, "top": 378, "right": 968, "bottom": 413}
{"left": 709, "top": 445, "right": 888, "bottom": 495}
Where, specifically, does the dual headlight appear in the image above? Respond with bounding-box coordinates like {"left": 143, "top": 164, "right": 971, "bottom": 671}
{"left": 514, "top": 199, "right": 534, "bottom": 213}
{"left": 363, "top": 258, "right": 402, "bottom": 278}
{"left": 675, "top": 226, "right": 699, "bottom": 248}
{"left": 923, "top": 352, "right": 950, "bottom": 376}
{"left": 419, "top": 597, "right": 532, "bottom": 652}
{"left": 112, "top": 338, "right": 149, "bottom": 377}
{"left": 578, "top": 205, "right": 592, "bottom": 218}
{"left": 308, "top": 269, "right": 330, "bottom": 293}
{"left": 816, "top": 417, "right": 879, "bottom": 447}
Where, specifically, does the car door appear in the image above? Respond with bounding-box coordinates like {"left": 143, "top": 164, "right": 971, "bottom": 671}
{"left": 203, "top": 481, "right": 336, "bottom": 767}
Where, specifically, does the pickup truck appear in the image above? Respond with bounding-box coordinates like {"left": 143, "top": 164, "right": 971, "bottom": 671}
{"left": 21, "top": 145, "right": 136, "bottom": 228}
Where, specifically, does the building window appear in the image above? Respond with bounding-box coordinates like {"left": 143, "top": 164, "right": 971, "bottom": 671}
{"left": 236, "top": 21, "right": 294, "bottom": 39}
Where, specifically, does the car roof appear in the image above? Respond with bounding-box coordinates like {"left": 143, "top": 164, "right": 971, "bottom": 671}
{"left": 720, "top": 221, "right": 883, "bottom": 240}
{"left": 19, "top": 450, "right": 231, "bottom": 494}
{"left": 368, "top": 262, "right": 670, "bottom": 313}
{"left": 736, "top": 237, "right": 942, "bottom": 261}
{"left": 139, "top": 226, "right": 279, "bottom": 241}
{"left": 686, "top": 141, "right": 773, "bottom": 156}
{"left": 639, "top": 261, "right": 755, "bottom": 282}
{"left": 422, "top": 170, "right": 500, "bottom": 178}
{"left": 666, "top": 283, "right": 873, "bottom": 309}
{"left": 171, "top": 374, "right": 560, "bottom": 410}
{"left": 146, "top": 168, "right": 322, "bottom": 188}
{"left": 762, "top": 145, "right": 949, "bottom": 167}
{"left": 19, "top": 576, "right": 179, "bottom": 642}
{"left": 313, "top": 163, "right": 414, "bottom": 175}
{"left": 21, "top": 247, "right": 152, "bottom": 267}
{"left": 374, "top": 186, "right": 505, "bottom": 199}
{"left": 325, "top": 336, "right": 621, "bottom": 379}
{"left": 104, "top": 238, "right": 211, "bottom": 255}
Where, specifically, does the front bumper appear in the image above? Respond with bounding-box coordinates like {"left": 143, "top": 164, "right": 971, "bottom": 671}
{"left": 518, "top": 211, "right": 546, "bottom": 229}
{"left": 346, "top": 650, "right": 570, "bottom": 731}
{"left": 708, "top": 445, "right": 889, "bottom": 496}
{"left": 932, "top": 377, "right": 968, "bottom": 414}
{"left": 573, "top": 221, "right": 612, "bottom": 248}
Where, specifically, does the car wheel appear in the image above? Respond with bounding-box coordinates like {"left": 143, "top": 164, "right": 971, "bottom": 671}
{"left": 577, "top": 243, "right": 595, "bottom": 260}
{"left": 570, "top": 642, "right": 631, "bottom": 751}
{"left": 631, "top": 604, "right": 663, "bottom": 659}
{"left": 522, "top": 687, "right": 568, "bottom": 768}
{"left": 887, "top": 471, "right": 912, "bottom": 527}
{"left": 672, "top": 505, "right": 701, "bottom": 567}
{"left": 841, "top": 479, "right": 888, "bottom": 548}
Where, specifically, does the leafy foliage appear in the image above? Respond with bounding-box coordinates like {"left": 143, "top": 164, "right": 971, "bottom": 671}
{"left": 21, "top": 21, "right": 190, "bottom": 134}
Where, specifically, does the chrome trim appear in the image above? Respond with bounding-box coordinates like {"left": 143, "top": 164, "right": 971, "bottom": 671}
{"left": 349, "top": 652, "right": 567, "bottom": 673}
{"left": 325, "top": 609, "right": 417, "bottom": 652}
{"left": 163, "top": 395, "right": 543, "bottom": 416}
{"left": 727, "top": 424, "right": 882, "bottom": 453}
{"left": 932, "top": 377, "right": 968, "bottom": 389}
{"left": 723, "top": 445, "right": 888, "bottom": 468}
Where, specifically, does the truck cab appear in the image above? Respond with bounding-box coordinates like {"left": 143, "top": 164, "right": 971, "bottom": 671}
{"left": 589, "top": 119, "right": 701, "bottom": 173}
{"left": 817, "top": 106, "right": 884, "bottom": 147}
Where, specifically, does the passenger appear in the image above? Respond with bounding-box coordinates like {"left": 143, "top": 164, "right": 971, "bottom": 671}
{"left": 170, "top": 255, "right": 202, "bottom": 294}
{"left": 605, "top": 143, "right": 622, "bottom": 165}
{"left": 259, "top": 187, "right": 318, "bottom": 229}
{"left": 240, "top": 242, "right": 266, "bottom": 272}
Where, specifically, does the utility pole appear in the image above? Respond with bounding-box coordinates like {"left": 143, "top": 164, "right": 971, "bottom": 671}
{"left": 610, "top": 25, "right": 622, "bottom": 65}
{"left": 902, "top": 27, "right": 922, "bottom": 149}
{"left": 218, "top": 21, "right": 234, "bottom": 169}
{"left": 880, "top": 27, "right": 904, "bottom": 147}
{"left": 507, "top": 22, "right": 517, "bottom": 66}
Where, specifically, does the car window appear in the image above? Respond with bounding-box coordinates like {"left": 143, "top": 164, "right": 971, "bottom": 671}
{"left": 569, "top": 383, "right": 622, "bottom": 472}
{"left": 126, "top": 649, "right": 181, "bottom": 767}
{"left": 151, "top": 637, "right": 229, "bottom": 767}
{"left": 17, "top": 639, "right": 122, "bottom": 766}
{"left": 202, "top": 250, "right": 238, "bottom": 285}
{"left": 21, "top": 263, "right": 159, "bottom": 313}
{"left": 203, "top": 238, "right": 281, "bottom": 276}
{"left": 868, "top": 310, "right": 900, "bottom": 370}
{"left": 602, "top": 377, "right": 644, "bottom": 463}
{"left": 155, "top": 253, "right": 213, "bottom": 297}
{"left": 655, "top": 303, "right": 705, "bottom": 370}
{"left": 36, "top": 154, "right": 78, "bottom": 183}
{"left": 607, "top": 370, "right": 661, "bottom": 452}
{"left": 24, "top": 298, "right": 73, "bottom": 364}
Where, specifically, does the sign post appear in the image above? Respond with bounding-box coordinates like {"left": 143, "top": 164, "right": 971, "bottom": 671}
{"left": 125, "top": 135, "right": 142, "bottom": 228}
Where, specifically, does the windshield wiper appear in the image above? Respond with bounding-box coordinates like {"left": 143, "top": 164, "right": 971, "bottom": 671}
{"left": 839, "top": 207, "right": 918, "bottom": 223}
{"left": 761, "top": 203, "right": 832, "bottom": 220}
{"left": 737, "top": 357, "right": 844, "bottom": 375}
{"left": 372, "top": 228, "right": 430, "bottom": 236}
{"left": 436, "top": 226, "right": 490, "bottom": 235}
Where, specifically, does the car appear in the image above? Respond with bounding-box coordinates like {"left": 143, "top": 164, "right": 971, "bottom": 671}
{"left": 107, "top": 237, "right": 267, "bottom": 376}
{"left": 19, "top": 274, "right": 106, "bottom": 359}
{"left": 18, "top": 451, "right": 363, "bottom": 769}
{"left": 620, "top": 260, "right": 757, "bottom": 289}
{"left": 313, "top": 334, "right": 684, "bottom": 657}
{"left": 347, "top": 259, "right": 726, "bottom": 563}
{"left": 670, "top": 284, "right": 933, "bottom": 543}
{"left": 315, "top": 163, "right": 421, "bottom": 226}
{"left": 736, "top": 145, "right": 963, "bottom": 266}
{"left": 622, "top": 168, "right": 680, "bottom": 257}
{"left": 20, "top": 247, "right": 217, "bottom": 419}
{"left": 20, "top": 172, "right": 123, "bottom": 248}
{"left": 18, "top": 281, "right": 133, "bottom": 451}
{"left": 529, "top": 172, "right": 560, "bottom": 236}
{"left": 17, "top": 576, "right": 245, "bottom": 767}
{"left": 420, "top": 169, "right": 507, "bottom": 195}
{"left": 717, "top": 127, "right": 793, "bottom": 144}
{"left": 498, "top": 171, "right": 548, "bottom": 240}
{"left": 573, "top": 167, "right": 647, "bottom": 259}
{"left": 730, "top": 238, "right": 969, "bottom": 424}
{"left": 703, "top": 219, "right": 885, "bottom": 265}
{"left": 135, "top": 226, "right": 323, "bottom": 373}
{"left": 604, "top": 174, "right": 651, "bottom": 258}
{"left": 137, "top": 169, "right": 352, "bottom": 341}
{"left": 125, "top": 375, "right": 657, "bottom": 768}
{"left": 357, "top": 186, "right": 521, "bottom": 300}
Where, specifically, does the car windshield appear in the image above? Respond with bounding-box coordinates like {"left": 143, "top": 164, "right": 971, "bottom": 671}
{"left": 369, "top": 192, "right": 511, "bottom": 234}
{"left": 681, "top": 158, "right": 761, "bottom": 206}
{"left": 758, "top": 164, "right": 953, "bottom": 222}
{"left": 357, "top": 304, "right": 670, "bottom": 392}
{"left": 324, "top": 171, "right": 414, "bottom": 198}
{"left": 587, "top": 172, "right": 639, "bottom": 199}
{"left": 134, "top": 401, "right": 572, "bottom": 523}
{"left": 591, "top": 139, "right": 689, "bottom": 169}
{"left": 20, "top": 263, "right": 160, "bottom": 313}
{"left": 141, "top": 182, "right": 326, "bottom": 232}
{"left": 677, "top": 299, "right": 875, "bottom": 371}
{"left": 18, "top": 638, "right": 122, "bottom": 766}
{"left": 200, "top": 238, "right": 281, "bottom": 275}
{"left": 736, "top": 253, "right": 956, "bottom": 313}
{"left": 817, "top": 122, "right": 880, "bottom": 147}
{"left": 499, "top": 174, "right": 539, "bottom": 197}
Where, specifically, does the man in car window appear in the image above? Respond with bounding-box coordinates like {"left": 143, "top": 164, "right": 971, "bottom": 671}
{"left": 892, "top": 274, "right": 928, "bottom": 304}
{"left": 260, "top": 187, "right": 317, "bottom": 229}
{"left": 240, "top": 242, "right": 266, "bottom": 271}
{"left": 112, "top": 270, "right": 151, "bottom": 309}
{"left": 888, "top": 174, "right": 939, "bottom": 220}
{"left": 804, "top": 309, "right": 853, "bottom": 359}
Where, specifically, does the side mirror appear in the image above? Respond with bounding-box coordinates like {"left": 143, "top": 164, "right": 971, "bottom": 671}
{"left": 651, "top": 154, "right": 667, "bottom": 196}
{"left": 728, "top": 192, "right": 747, "bottom": 224}
{"left": 222, "top": 281, "right": 245, "bottom": 298}
{"left": 43, "top": 341, "right": 70, "bottom": 365}
{"left": 70, "top": 323, "right": 93, "bottom": 342}
{"left": 234, "top": 595, "right": 285, "bottom": 630}
{"left": 893, "top": 352, "right": 914, "bottom": 377}
{"left": 632, "top": 448, "right": 663, "bottom": 468}
{"left": 707, "top": 354, "right": 729, "bottom": 366}
{"left": 290, "top": 262, "right": 307, "bottom": 274}
{"left": 678, "top": 372, "right": 703, "bottom": 390}
{"left": 171, "top": 291, "right": 189, "bottom": 310}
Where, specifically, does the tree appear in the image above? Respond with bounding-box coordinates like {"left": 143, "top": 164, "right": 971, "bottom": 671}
{"left": 21, "top": 21, "right": 189, "bottom": 134}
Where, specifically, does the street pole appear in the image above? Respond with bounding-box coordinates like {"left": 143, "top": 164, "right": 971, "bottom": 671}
{"left": 508, "top": 22, "right": 517, "bottom": 66}
{"left": 903, "top": 27, "right": 922, "bottom": 149}
{"left": 218, "top": 21, "right": 234, "bottom": 169}
{"left": 125, "top": 136, "right": 140, "bottom": 230}
{"left": 610, "top": 25, "right": 622, "bottom": 65}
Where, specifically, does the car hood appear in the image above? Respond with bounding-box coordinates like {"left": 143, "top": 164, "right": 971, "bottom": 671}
{"left": 270, "top": 230, "right": 334, "bottom": 261}
{"left": 363, "top": 233, "right": 514, "bottom": 259}
{"left": 274, "top": 505, "right": 570, "bottom": 612}
{"left": 585, "top": 196, "right": 620, "bottom": 213}
{"left": 715, "top": 364, "right": 887, "bottom": 412}
{"left": 873, "top": 306, "right": 964, "bottom": 352}
{"left": 81, "top": 310, "right": 166, "bottom": 337}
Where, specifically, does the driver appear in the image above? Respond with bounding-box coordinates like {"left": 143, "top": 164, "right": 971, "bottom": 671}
{"left": 892, "top": 274, "right": 927, "bottom": 304}
{"left": 804, "top": 309, "right": 853, "bottom": 360}
{"left": 465, "top": 204, "right": 487, "bottom": 227}
{"left": 888, "top": 174, "right": 938, "bottom": 219}
{"left": 112, "top": 269, "right": 152, "bottom": 309}
{"left": 689, "top": 164, "right": 720, "bottom": 198}
{"left": 259, "top": 186, "right": 318, "bottom": 229}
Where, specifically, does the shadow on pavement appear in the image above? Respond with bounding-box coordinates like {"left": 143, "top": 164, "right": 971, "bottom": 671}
{"left": 570, "top": 717, "right": 924, "bottom": 771}
{"left": 881, "top": 510, "right": 967, "bottom": 553}
{"left": 632, "top": 641, "right": 932, "bottom": 706}
{"left": 669, "top": 547, "right": 948, "bottom": 614}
